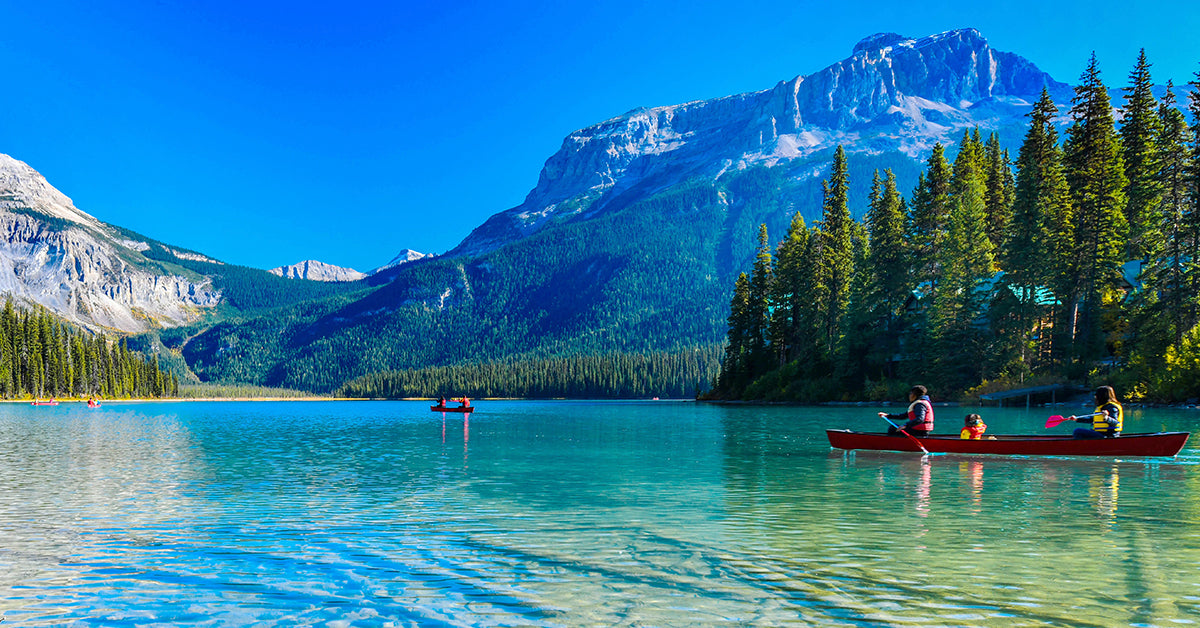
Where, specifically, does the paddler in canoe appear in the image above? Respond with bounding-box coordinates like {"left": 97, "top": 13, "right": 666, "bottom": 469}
{"left": 1065, "top": 386, "right": 1123, "bottom": 439}
{"left": 878, "top": 385, "right": 934, "bottom": 437}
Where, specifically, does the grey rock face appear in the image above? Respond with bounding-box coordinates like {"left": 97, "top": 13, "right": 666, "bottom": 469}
{"left": 0, "top": 153, "right": 220, "bottom": 331}
{"left": 453, "top": 28, "right": 1072, "bottom": 257}
{"left": 268, "top": 260, "right": 368, "bottom": 282}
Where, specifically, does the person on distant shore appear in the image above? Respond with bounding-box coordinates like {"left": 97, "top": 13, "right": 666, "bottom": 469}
{"left": 960, "top": 413, "right": 987, "bottom": 440}
{"left": 880, "top": 385, "right": 934, "bottom": 436}
{"left": 1070, "top": 386, "right": 1123, "bottom": 439}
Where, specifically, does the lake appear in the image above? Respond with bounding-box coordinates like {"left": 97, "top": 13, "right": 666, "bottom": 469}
{"left": 1, "top": 400, "right": 1197, "bottom": 626}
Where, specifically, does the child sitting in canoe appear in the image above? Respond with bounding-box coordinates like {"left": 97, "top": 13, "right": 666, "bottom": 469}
{"left": 960, "top": 414, "right": 987, "bottom": 440}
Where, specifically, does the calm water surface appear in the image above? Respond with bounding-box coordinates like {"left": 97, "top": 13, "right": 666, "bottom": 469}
{"left": 1, "top": 400, "right": 1198, "bottom": 626}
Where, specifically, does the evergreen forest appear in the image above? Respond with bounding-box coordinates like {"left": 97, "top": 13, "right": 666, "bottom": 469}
{"left": 0, "top": 299, "right": 179, "bottom": 399}
{"left": 711, "top": 52, "right": 1200, "bottom": 403}
{"left": 336, "top": 346, "right": 722, "bottom": 399}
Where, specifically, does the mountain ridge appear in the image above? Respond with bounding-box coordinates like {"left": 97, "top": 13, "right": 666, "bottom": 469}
{"left": 451, "top": 28, "right": 1071, "bottom": 258}
{"left": 0, "top": 153, "right": 222, "bottom": 332}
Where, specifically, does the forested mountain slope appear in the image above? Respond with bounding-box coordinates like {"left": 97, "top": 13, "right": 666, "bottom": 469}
{"left": 172, "top": 29, "right": 1075, "bottom": 393}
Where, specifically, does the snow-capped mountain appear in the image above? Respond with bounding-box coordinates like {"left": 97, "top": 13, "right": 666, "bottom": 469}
{"left": 453, "top": 28, "right": 1072, "bottom": 257}
{"left": 269, "top": 260, "right": 367, "bottom": 282}
{"left": 268, "top": 249, "right": 432, "bottom": 282}
{"left": 373, "top": 249, "right": 432, "bottom": 274}
{"left": 0, "top": 153, "right": 220, "bottom": 331}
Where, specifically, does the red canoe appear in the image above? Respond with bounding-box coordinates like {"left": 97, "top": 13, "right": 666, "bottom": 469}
{"left": 431, "top": 405, "right": 473, "bottom": 413}
{"left": 826, "top": 429, "right": 1190, "bottom": 457}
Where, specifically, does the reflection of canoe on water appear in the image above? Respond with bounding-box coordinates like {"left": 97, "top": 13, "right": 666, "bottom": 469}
{"left": 431, "top": 405, "right": 473, "bottom": 413}
{"left": 826, "top": 430, "right": 1190, "bottom": 457}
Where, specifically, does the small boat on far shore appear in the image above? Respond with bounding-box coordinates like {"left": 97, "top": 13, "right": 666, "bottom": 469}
{"left": 431, "top": 405, "right": 473, "bottom": 413}
{"left": 827, "top": 429, "right": 1190, "bottom": 457}
{"left": 432, "top": 396, "right": 474, "bottom": 413}
{"left": 31, "top": 399, "right": 59, "bottom": 406}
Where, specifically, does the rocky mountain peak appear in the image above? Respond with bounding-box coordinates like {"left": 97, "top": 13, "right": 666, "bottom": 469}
{"left": 852, "top": 32, "right": 910, "bottom": 54}
{"left": 374, "top": 249, "right": 432, "bottom": 274}
{"left": 451, "top": 28, "right": 1069, "bottom": 258}
{"left": 0, "top": 152, "right": 220, "bottom": 331}
{"left": 269, "top": 260, "right": 367, "bottom": 282}
{"left": 0, "top": 154, "right": 104, "bottom": 231}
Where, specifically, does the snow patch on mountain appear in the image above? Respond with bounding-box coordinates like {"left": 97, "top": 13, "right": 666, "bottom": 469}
{"left": 373, "top": 249, "right": 432, "bottom": 274}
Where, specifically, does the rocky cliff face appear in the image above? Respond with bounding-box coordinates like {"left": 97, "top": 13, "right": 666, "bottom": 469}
{"left": 269, "top": 260, "right": 368, "bottom": 282}
{"left": 0, "top": 153, "right": 220, "bottom": 331}
{"left": 453, "top": 28, "right": 1072, "bottom": 257}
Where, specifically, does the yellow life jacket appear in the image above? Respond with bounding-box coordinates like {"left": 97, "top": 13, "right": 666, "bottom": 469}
{"left": 1092, "top": 401, "right": 1123, "bottom": 434}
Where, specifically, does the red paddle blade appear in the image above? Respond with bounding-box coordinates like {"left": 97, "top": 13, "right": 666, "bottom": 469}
{"left": 1045, "top": 415, "right": 1069, "bottom": 428}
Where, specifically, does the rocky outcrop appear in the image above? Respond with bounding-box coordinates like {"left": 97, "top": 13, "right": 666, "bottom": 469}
{"left": 268, "top": 260, "right": 368, "bottom": 282}
{"left": 0, "top": 153, "right": 220, "bottom": 331}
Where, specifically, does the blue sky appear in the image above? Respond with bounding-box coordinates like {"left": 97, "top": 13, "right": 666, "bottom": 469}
{"left": 2, "top": 0, "right": 1198, "bottom": 271}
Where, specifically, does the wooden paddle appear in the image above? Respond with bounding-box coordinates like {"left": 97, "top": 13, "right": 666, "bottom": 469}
{"left": 879, "top": 414, "right": 930, "bottom": 455}
{"left": 1045, "top": 412, "right": 1101, "bottom": 429}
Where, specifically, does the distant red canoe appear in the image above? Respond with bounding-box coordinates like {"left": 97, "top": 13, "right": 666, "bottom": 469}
{"left": 431, "top": 405, "right": 473, "bottom": 413}
{"left": 826, "top": 429, "right": 1190, "bottom": 457}
{"left": 31, "top": 400, "right": 59, "bottom": 406}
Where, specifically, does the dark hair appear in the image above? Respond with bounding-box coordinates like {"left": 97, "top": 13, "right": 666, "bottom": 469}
{"left": 1095, "top": 386, "right": 1118, "bottom": 405}
{"left": 910, "top": 385, "right": 927, "bottom": 398}
{"left": 965, "top": 413, "right": 982, "bottom": 426}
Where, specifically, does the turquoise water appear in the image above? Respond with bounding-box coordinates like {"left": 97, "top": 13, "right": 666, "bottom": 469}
{"left": 1, "top": 400, "right": 1198, "bottom": 626}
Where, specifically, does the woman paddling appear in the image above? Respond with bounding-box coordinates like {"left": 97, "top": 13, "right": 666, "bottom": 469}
{"left": 879, "top": 385, "right": 934, "bottom": 437}
{"left": 1069, "top": 386, "right": 1123, "bottom": 439}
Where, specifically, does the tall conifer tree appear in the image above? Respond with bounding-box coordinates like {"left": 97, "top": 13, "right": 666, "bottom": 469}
{"left": 815, "top": 146, "right": 853, "bottom": 358}
{"left": 1120, "top": 49, "right": 1164, "bottom": 260}
{"left": 1003, "top": 89, "right": 1074, "bottom": 372}
{"left": 984, "top": 132, "right": 1016, "bottom": 252}
{"left": 1141, "top": 83, "right": 1200, "bottom": 349}
{"left": 1063, "top": 53, "right": 1129, "bottom": 366}
{"left": 747, "top": 224, "right": 775, "bottom": 377}
{"left": 718, "top": 273, "right": 752, "bottom": 396}
{"left": 769, "top": 212, "right": 813, "bottom": 364}
{"left": 930, "top": 136, "right": 996, "bottom": 389}
{"left": 909, "top": 144, "right": 953, "bottom": 296}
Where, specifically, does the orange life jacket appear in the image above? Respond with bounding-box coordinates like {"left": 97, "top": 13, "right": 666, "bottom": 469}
{"left": 908, "top": 397, "right": 934, "bottom": 431}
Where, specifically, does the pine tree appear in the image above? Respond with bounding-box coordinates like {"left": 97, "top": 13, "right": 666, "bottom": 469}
{"left": 1002, "top": 89, "right": 1075, "bottom": 374}
{"left": 930, "top": 138, "right": 996, "bottom": 390}
{"left": 866, "top": 170, "right": 911, "bottom": 320}
{"left": 1129, "top": 81, "right": 1200, "bottom": 369}
{"left": 909, "top": 143, "right": 953, "bottom": 296}
{"left": 1120, "top": 49, "right": 1164, "bottom": 260}
{"left": 1187, "top": 68, "right": 1200, "bottom": 330}
{"left": 815, "top": 146, "right": 854, "bottom": 358}
{"left": 1063, "top": 53, "right": 1129, "bottom": 367}
{"left": 747, "top": 224, "right": 774, "bottom": 377}
{"left": 718, "top": 273, "right": 752, "bottom": 396}
{"left": 984, "top": 132, "right": 1016, "bottom": 252}
{"left": 769, "top": 212, "right": 812, "bottom": 364}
